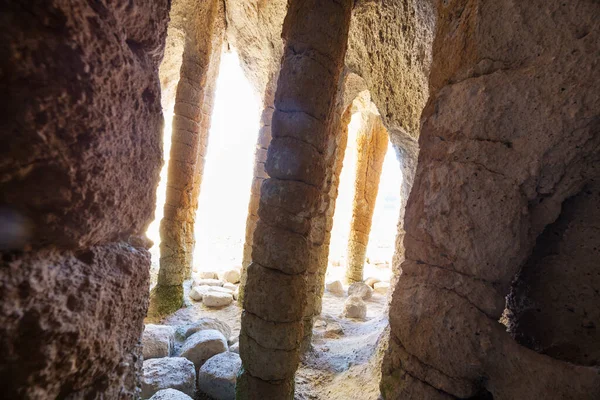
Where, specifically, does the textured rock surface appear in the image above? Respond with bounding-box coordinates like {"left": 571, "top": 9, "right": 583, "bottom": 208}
{"left": 373, "top": 282, "right": 390, "bottom": 295}
{"left": 143, "top": 325, "right": 176, "bottom": 360}
{"left": 149, "top": 389, "right": 193, "bottom": 400}
{"left": 0, "top": 1, "right": 169, "bottom": 249}
{"left": 221, "top": 269, "right": 241, "bottom": 284}
{"left": 141, "top": 357, "right": 196, "bottom": 399}
{"left": 506, "top": 181, "right": 600, "bottom": 366}
{"left": 0, "top": 5, "right": 168, "bottom": 397}
{"left": 382, "top": 0, "right": 600, "bottom": 399}
{"left": 0, "top": 244, "right": 152, "bottom": 398}
{"left": 197, "top": 352, "right": 242, "bottom": 400}
{"left": 179, "top": 329, "right": 228, "bottom": 370}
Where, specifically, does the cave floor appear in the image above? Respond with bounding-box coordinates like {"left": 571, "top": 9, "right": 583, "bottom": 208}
{"left": 160, "top": 280, "right": 388, "bottom": 400}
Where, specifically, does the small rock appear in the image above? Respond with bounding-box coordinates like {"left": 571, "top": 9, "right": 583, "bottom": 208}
{"left": 177, "top": 318, "right": 232, "bottom": 340}
{"left": 313, "top": 319, "right": 327, "bottom": 328}
{"left": 232, "top": 288, "right": 239, "bottom": 301}
{"left": 199, "top": 271, "right": 219, "bottom": 279}
{"left": 195, "top": 278, "right": 223, "bottom": 287}
{"left": 229, "top": 342, "right": 239, "bottom": 354}
{"left": 348, "top": 282, "right": 373, "bottom": 300}
{"left": 189, "top": 285, "right": 211, "bottom": 302}
{"left": 203, "top": 291, "right": 233, "bottom": 307}
{"left": 197, "top": 352, "right": 242, "bottom": 400}
{"left": 143, "top": 324, "right": 175, "bottom": 360}
{"left": 324, "top": 321, "right": 344, "bottom": 338}
{"left": 149, "top": 389, "right": 193, "bottom": 400}
{"left": 364, "top": 277, "right": 381, "bottom": 288}
{"left": 343, "top": 295, "right": 367, "bottom": 319}
{"left": 209, "top": 286, "right": 234, "bottom": 294}
{"left": 374, "top": 281, "right": 390, "bottom": 294}
{"left": 223, "top": 282, "right": 237, "bottom": 291}
{"left": 221, "top": 269, "right": 241, "bottom": 284}
{"left": 141, "top": 357, "right": 196, "bottom": 399}
{"left": 179, "top": 329, "right": 228, "bottom": 370}
{"left": 325, "top": 280, "right": 344, "bottom": 296}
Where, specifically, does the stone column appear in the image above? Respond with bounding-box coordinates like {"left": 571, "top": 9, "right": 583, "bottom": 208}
{"left": 0, "top": 1, "right": 169, "bottom": 397}
{"left": 345, "top": 113, "right": 389, "bottom": 283}
{"left": 148, "top": 0, "right": 225, "bottom": 319}
{"left": 237, "top": 1, "right": 353, "bottom": 398}
{"left": 238, "top": 81, "right": 276, "bottom": 305}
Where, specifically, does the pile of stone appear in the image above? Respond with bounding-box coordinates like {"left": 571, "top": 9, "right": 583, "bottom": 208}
{"left": 141, "top": 318, "right": 241, "bottom": 400}
{"left": 188, "top": 268, "right": 241, "bottom": 308}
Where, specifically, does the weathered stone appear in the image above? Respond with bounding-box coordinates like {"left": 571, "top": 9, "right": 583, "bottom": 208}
{"left": 324, "top": 322, "right": 344, "bottom": 339}
{"left": 325, "top": 280, "right": 345, "bottom": 296}
{"left": 143, "top": 325, "right": 176, "bottom": 360}
{"left": 195, "top": 278, "right": 224, "bottom": 287}
{"left": 141, "top": 357, "right": 196, "bottom": 399}
{"left": 177, "top": 318, "right": 232, "bottom": 341}
{"left": 230, "top": 342, "right": 240, "bottom": 354}
{"left": 243, "top": 263, "right": 307, "bottom": 323}
{"left": 373, "top": 282, "right": 390, "bottom": 295}
{"left": 149, "top": 389, "right": 194, "bottom": 400}
{"left": 197, "top": 352, "right": 242, "bottom": 400}
{"left": 348, "top": 282, "right": 373, "bottom": 300}
{"left": 189, "top": 285, "right": 210, "bottom": 302}
{"left": 221, "top": 269, "right": 241, "bottom": 284}
{"left": 0, "top": 244, "right": 153, "bottom": 398}
{"left": 203, "top": 292, "right": 234, "bottom": 308}
{"left": 199, "top": 271, "right": 219, "bottom": 280}
{"left": 364, "top": 277, "right": 381, "bottom": 288}
{"left": 179, "top": 330, "right": 228, "bottom": 370}
{"left": 343, "top": 296, "right": 367, "bottom": 320}
{"left": 223, "top": 282, "right": 237, "bottom": 292}
{"left": 236, "top": 370, "right": 295, "bottom": 400}
{"left": 241, "top": 311, "right": 303, "bottom": 350}
{"left": 239, "top": 333, "right": 300, "bottom": 381}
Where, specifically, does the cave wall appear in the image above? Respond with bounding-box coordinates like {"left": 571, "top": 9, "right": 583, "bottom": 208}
{"left": 382, "top": 0, "right": 600, "bottom": 398}
{"left": 0, "top": 1, "right": 169, "bottom": 397}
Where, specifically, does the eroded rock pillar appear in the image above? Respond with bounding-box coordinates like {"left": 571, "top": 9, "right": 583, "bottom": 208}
{"left": 148, "top": 0, "right": 224, "bottom": 319}
{"left": 381, "top": 0, "right": 600, "bottom": 398}
{"left": 345, "top": 114, "right": 388, "bottom": 283}
{"left": 0, "top": 1, "right": 169, "bottom": 397}
{"left": 237, "top": 1, "right": 353, "bottom": 398}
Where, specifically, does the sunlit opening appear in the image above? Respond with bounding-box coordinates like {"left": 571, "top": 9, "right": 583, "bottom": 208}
{"left": 327, "top": 105, "right": 403, "bottom": 283}
{"left": 192, "top": 51, "right": 261, "bottom": 273}
{"left": 146, "top": 49, "right": 261, "bottom": 283}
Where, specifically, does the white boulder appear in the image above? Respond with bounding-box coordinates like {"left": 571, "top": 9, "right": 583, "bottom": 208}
{"left": 348, "top": 282, "right": 373, "bottom": 300}
{"left": 223, "top": 282, "right": 237, "bottom": 292}
{"left": 194, "top": 278, "right": 223, "bottom": 287}
{"left": 149, "top": 389, "right": 193, "bottom": 400}
{"left": 364, "top": 277, "right": 381, "bottom": 288}
{"left": 198, "top": 271, "right": 219, "bottom": 279}
{"left": 177, "top": 318, "right": 232, "bottom": 340}
{"left": 221, "top": 269, "right": 241, "bottom": 284}
{"left": 141, "top": 357, "right": 196, "bottom": 399}
{"left": 142, "top": 324, "right": 175, "bottom": 360}
{"left": 325, "top": 280, "right": 344, "bottom": 296}
{"left": 197, "top": 352, "right": 242, "bottom": 400}
{"left": 189, "top": 285, "right": 211, "bottom": 302}
{"left": 343, "top": 295, "right": 367, "bottom": 319}
{"left": 179, "top": 329, "right": 228, "bottom": 370}
{"left": 203, "top": 291, "right": 233, "bottom": 307}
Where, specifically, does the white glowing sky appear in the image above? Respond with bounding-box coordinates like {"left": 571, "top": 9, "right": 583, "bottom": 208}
{"left": 147, "top": 50, "right": 402, "bottom": 276}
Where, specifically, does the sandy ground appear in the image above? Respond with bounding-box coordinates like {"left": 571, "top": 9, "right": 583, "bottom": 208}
{"left": 155, "top": 277, "right": 389, "bottom": 400}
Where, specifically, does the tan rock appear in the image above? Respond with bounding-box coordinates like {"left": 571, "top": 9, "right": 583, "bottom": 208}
{"left": 203, "top": 292, "right": 233, "bottom": 308}
{"left": 343, "top": 296, "right": 367, "bottom": 320}
{"left": 348, "top": 282, "right": 373, "bottom": 300}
